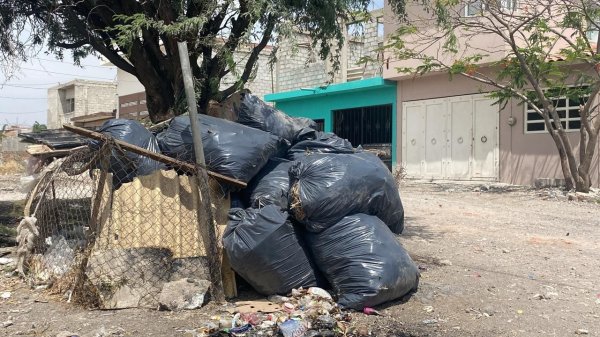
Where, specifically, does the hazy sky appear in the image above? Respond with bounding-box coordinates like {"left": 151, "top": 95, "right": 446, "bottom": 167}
{"left": 0, "top": 54, "right": 117, "bottom": 126}
{"left": 0, "top": 0, "right": 383, "bottom": 127}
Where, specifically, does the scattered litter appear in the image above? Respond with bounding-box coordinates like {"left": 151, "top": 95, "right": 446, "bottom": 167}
{"left": 363, "top": 307, "right": 384, "bottom": 316}
{"left": 422, "top": 319, "right": 438, "bottom": 325}
{"left": 423, "top": 305, "right": 434, "bottom": 313}
{"left": 202, "top": 287, "right": 348, "bottom": 336}
{"left": 575, "top": 329, "right": 589, "bottom": 335}
{"left": 235, "top": 300, "right": 280, "bottom": 313}
{"left": 2, "top": 320, "right": 13, "bottom": 328}
{"left": 1, "top": 291, "right": 11, "bottom": 299}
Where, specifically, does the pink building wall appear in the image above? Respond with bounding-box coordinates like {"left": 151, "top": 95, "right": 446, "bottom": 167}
{"left": 395, "top": 72, "right": 600, "bottom": 187}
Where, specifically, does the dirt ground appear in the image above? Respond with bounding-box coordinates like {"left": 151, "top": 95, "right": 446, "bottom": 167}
{"left": 1, "top": 179, "right": 599, "bottom": 337}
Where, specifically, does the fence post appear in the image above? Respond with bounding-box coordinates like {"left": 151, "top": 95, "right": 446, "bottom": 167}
{"left": 177, "top": 41, "right": 226, "bottom": 302}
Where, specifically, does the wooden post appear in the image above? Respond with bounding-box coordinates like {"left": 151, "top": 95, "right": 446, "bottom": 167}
{"left": 177, "top": 41, "right": 226, "bottom": 302}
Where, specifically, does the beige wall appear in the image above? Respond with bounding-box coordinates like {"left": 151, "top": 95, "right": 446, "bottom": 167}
{"left": 382, "top": 0, "right": 583, "bottom": 81}
{"left": 117, "top": 68, "right": 145, "bottom": 97}
{"left": 395, "top": 72, "right": 600, "bottom": 187}
{"left": 47, "top": 80, "right": 117, "bottom": 129}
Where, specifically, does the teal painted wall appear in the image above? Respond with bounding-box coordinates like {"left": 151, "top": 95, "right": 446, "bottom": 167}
{"left": 266, "top": 81, "right": 398, "bottom": 166}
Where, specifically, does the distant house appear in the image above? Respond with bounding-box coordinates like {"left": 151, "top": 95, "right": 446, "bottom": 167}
{"left": 382, "top": 1, "right": 600, "bottom": 187}
{"left": 47, "top": 80, "right": 117, "bottom": 129}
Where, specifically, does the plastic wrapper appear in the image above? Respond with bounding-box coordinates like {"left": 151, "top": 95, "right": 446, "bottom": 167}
{"left": 156, "top": 114, "right": 288, "bottom": 183}
{"left": 244, "top": 158, "right": 294, "bottom": 210}
{"left": 288, "top": 130, "right": 354, "bottom": 160}
{"left": 235, "top": 93, "right": 317, "bottom": 142}
{"left": 222, "top": 205, "right": 322, "bottom": 295}
{"left": 89, "top": 119, "right": 165, "bottom": 186}
{"left": 289, "top": 152, "right": 404, "bottom": 234}
{"left": 306, "top": 214, "right": 419, "bottom": 310}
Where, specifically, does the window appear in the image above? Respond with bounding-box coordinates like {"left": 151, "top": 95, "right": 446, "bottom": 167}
{"left": 525, "top": 93, "right": 587, "bottom": 133}
{"left": 377, "top": 17, "right": 384, "bottom": 38}
{"left": 347, "top": 22, "right": 365, "bottom": 39}
{"left": 464, "top": 0, "right": 516, "bottom": 16}
{"left": 333, "top": 104, "right": 392, "bottom": 146}
{"left": 65, "top": 98, "right": 75, "bottom": 113}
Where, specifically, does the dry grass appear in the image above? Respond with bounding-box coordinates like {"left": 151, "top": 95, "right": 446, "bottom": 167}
{"left": 289, "top": 182, "right": 306, "bottom": 221}
{"left": 393, "top": 165, "right": 407, "bottom": 189}
{"left": 0, "top": 153, "right": 27, "bottom": 175}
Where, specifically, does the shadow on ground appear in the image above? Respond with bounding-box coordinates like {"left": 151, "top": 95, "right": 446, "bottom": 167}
{"left": 0, "top": 200, "right": 21, "bottom": 247}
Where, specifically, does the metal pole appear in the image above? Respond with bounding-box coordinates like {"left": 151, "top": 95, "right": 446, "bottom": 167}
{"left": 177, "top": 41, "right": 225, "bottom": 302}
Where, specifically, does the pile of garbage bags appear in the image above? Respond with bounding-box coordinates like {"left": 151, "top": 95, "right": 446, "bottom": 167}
{"left": 92, "top": 93, "right": 418, "bottom": 310}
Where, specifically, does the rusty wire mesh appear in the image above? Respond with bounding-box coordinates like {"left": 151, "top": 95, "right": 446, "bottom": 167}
{"left": 22, "top": 140, "right": 228, "bottom": 309}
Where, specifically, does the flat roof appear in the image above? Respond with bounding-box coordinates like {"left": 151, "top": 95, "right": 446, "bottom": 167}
{"left": 265, "top": 77, "right": 396, "bottom": 103}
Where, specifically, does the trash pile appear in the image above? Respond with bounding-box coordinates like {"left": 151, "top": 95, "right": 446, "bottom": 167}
{"left": 91, "top": 93, "right": 420, "bottom": 317}
{"left": 193, "top": 287, "right": 353, "bottom": 337}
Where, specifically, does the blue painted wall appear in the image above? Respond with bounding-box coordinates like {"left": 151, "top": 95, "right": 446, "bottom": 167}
{"left": 265, "top": 77, "right": 398, "bottom": 165}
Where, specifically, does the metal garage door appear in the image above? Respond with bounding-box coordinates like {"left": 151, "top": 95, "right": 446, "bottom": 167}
{"left": 402, "top": 94, "right": 498, "bottom": 180}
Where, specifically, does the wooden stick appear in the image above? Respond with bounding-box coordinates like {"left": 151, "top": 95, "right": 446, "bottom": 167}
{"left": 63, "top": 124, "right": 246, "bottom": 188}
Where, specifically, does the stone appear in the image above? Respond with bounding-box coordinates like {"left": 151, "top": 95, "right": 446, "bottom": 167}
{"left": 86, "top": 247, "right": 173, "bottom": 309}
{"left": 55, "top": 331, "right": 78, "bottom": 337}
{"left": 575, "top": 329, "right": 589, "bottom": 335}
{"left": 439, "top": 259, "right": 453, "bottom": 266}
{"left": 158, "top": 278, "right": 211, "bottom": 311}
{"left": 2, "top": 320, "right": 14, "bottom": 328}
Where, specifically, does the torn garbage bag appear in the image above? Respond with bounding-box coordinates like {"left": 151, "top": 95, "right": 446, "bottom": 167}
{"left": 289, "top": 152, "right": 404, "bottom": 234}
{"left": 234, "top": 93, "right": 317, "bottom": 142}
{"left": 156, "top": 114, "right": 287, "bottom": 183}
{"left": 89, "top": 119, "right": 165, "bottom": 187}
{"left": 222, "top": 205, "right": 322, "bottom": 295}
{"left": 244, "top": 158, "right": 294, "bottom": 210}
{"left": 306, "top": 214, "right": 419, "bottom": 310}
{"left": 288, "top": 130, "right": 354, "bottom": 160}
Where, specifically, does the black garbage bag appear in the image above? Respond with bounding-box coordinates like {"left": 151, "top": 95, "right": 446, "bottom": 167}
{"left": 306, "top": 214, "right": 419, "bottom": 310}
{"left": 288, "top": 129, "right": 354, "bottom": 160}
{"left": 89, "top": 119, "right": 165, "bottom": 187}
{"left": 244, "top": 158, "right": 294, "bottom": 210}
{"left": 289, "top": 152, "right": 404, "bottom": 234}
{"left": 235, "top": 93, "right": 317, "bottom": 142}
{"left": 156, "top": 114, "right": 288, "bottom": 183}
{"left": 222, "top": 205, "right": 322, "bottom": 295}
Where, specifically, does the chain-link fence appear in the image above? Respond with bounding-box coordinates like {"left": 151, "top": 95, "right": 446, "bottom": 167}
{"left": 20, "top": 140, "right": 230, "bottom": 309}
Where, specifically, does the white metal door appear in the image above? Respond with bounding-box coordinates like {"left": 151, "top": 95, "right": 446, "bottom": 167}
{"left": 448, "top": 99, "right": 473, "bottom": 178}
{"left": 402, "top": 94, "right": 498, "bottom": 180}
{"left": 472, "top": 97, "right": 498, "bottom": 178}
{"left": 424, "top": 102, "right": 446, "bottom": 177}
{"left": 403, "top": 104, "right": 426, "bottom": 177}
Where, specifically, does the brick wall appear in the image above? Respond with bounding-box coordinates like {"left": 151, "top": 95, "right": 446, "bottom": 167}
{"left": 221, "top": 47, "right": 275, "bottom": 99}
{"left": 46, "top": 80, "right": 117, "bottom": 129}
{"left": 276, "top": 9, "right": 384, "bottom": 91}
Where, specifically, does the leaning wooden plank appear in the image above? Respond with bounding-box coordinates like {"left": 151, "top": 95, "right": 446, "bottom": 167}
{"left": 63, "top": 124, "right": 247, "bottom": 188}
